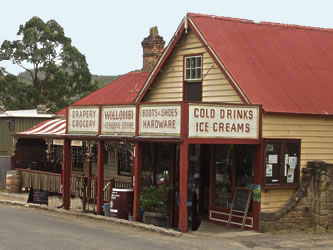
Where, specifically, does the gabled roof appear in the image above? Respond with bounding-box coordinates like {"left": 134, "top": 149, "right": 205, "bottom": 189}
{"left": 73, "top": 71, "right": 150, "bottom": 106}
{"left": 56, "top": 71, "right": 150, "bottom": 116}
{"left": 138, "top": 13, "right": 333, "bottom": 115}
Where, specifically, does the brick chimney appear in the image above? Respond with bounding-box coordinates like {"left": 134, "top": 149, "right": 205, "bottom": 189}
{"left": 141, "top": 26, "right": 165, "bottom": 72}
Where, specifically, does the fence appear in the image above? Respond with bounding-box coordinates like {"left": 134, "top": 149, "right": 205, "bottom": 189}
{"left": 0, "top": 156, "right": 12, "bottom": 190}
{"left": 17, "top": 169, "right": 132, "bottom": 203}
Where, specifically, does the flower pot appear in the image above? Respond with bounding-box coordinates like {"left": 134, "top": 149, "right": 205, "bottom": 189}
{"left": 143, "top": 211, "right": 167, "bottom": 227}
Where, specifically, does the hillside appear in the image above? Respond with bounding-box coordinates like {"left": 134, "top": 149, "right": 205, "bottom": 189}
{"left": 17, "top": 71, "right": 121, "bottom": 88}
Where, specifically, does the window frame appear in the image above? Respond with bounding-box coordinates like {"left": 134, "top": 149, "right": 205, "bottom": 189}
{"left": 263, "top": 139, "right": 301, "bottom": 188}
{"left": 183, "top": 54, "right": 203, "bottom": 102}
{"left": 184, "top": 55, "right": 203, "bottom": 81}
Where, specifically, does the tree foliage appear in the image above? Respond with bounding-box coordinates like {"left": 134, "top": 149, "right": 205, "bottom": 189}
{"left": 0, "top": 16, "right": 98, "bottom": 111}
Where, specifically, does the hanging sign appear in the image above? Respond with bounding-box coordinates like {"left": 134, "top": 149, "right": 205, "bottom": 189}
{"left": 139, "top": 104, "right": 181, "bottom": 136}
{"left": 188, "top": 104, "right": 259, "bottom": 139}
{"left": 101, "top": 106, "right": 136, "bottom": 135}
{"left": 71, "top": 140, "right": 83, "bottom": 147}
{"left": 68, "top": 106, "right": 99, "bottom": 134}
{"left": 53, "top": 139, "right": 64, "bottom": 146}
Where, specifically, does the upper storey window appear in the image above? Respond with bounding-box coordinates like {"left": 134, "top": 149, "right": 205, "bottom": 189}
{"left": 185, "top": 56, "right": 202, "bottom": 101}
{"left": 185, "top": 56, "right": 202, "bottom": 81}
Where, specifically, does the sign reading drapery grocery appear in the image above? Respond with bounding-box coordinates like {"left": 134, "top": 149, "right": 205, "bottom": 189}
{"left": 139, "top": 104, "right": 181, "bottom": 136}
{"left": 102, "top": 106, "right": 136, "bottom": 135}
{"left": 188, "top": 104, "right": 259, "bottom": 139}
{"left": 68, "top": 106, "right": 99, "bottom": 134}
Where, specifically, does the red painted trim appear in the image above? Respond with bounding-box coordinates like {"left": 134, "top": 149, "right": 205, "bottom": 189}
{"left": 98, "top": 105, "right": 102, "bottom": 135}
{"left": 87, "top": 144, "right": 92, "bottom": 201}
{"left": 137, "top": 26, "right": 185, "bottom": 103}
{"left": 253, "top": 143, "right": 264, "bottom": 230}
{"left": 96, "top": 140, "right": 104, "bottom": 215}
{"left": 186, "top": 138, "right": 261, "bottom": 145}
{"left": 259, "top": 107, "right": 263, "bottom": 140}
{"left": 181, "top": 103, "right": 189, "bottom": 139}
{"left": 63, "top": 139, "right": 71, "bottom": 210}
{"left": 135, "top": 103, "right": 140, "bottom": 137}
{"left": 133, "top": 142, "right": 142, "bottom": 221}
{"left": 179, "top": 142, "right": 188, "bottom": 232}
{"left": 187, "top": 18, "right": 250, "bottom": 104}
{"left": 209, "top": 144, "right": 216, "bottom": 207}
{"left": 13, "top": 134, "right": 66, "bottom": 140}
{"left": 66, "top": 106, "right": 69, "bottom": 134}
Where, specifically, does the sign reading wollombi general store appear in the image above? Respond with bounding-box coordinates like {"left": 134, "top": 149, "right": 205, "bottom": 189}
{"left": 188, "top": 104, "right": 259, "bottom": 139}
{"left": 68, "top": 106, "right": 99, "bottom": 134}
{"left": 139, "top": 104, "right": 181, "bottom": 136}
{"left": 102, "top": 106, "right": 136, "bottom": 135}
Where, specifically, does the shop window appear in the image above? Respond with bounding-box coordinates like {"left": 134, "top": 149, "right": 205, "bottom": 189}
{"left": 118, "top": 149, "right": 132, "bottom": 177}
{"left": 72, "top": 144, "right": 87, "bottom": 171}
{"left": 264, "top": 139, "right": 301, "bottom": 186}
{"left": 141, "top": 143, "right": 172, "bottom": 188}
{"left": 214, "top": 144, "right": 233, "bottom": 208}
{"left": 184, "top": 56, "right": 202, "bottom": 101}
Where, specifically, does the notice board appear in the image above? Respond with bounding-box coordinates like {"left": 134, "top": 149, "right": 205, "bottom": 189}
{"left": 28, "top": 188, "right": 48, "bottom": 205}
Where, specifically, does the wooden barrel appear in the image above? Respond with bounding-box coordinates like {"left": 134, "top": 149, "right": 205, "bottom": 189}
{"left": 6, "top": 170, "right": 22, "bottom": 193}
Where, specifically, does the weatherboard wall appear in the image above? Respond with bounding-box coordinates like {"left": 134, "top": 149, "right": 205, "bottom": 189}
{"left": 261, "top": 113, "right": 333, "bottom": 211}
{"left": 142, "top": 29, "right": 243, "bottom": 103}
{"left": 0, "top": 117, "right": 49, "bottom": 156}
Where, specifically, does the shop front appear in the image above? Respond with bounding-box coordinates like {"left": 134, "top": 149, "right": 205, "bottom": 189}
{"left": 61, "top": 101, "right": 262, "bottom": 232}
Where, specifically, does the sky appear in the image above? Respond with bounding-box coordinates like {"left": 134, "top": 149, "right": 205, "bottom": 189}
{"left": 0, "top": 0, "right": 332, "bottom": 76}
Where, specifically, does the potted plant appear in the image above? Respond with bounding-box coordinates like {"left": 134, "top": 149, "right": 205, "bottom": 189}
{"left": 138, "top": 183, "right": 170, "bottom": 227}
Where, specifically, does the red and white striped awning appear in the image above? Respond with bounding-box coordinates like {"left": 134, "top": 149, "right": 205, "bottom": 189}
{"left": 20, "top": 119, "right": 66, "bottom": 135}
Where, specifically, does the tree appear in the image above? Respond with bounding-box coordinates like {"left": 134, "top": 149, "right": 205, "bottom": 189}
{"left": 0, "top": 16, "right": 98, "bottom": 111}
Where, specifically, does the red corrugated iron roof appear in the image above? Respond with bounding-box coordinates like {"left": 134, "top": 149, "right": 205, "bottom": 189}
{"left": 73, "top": 72, "right": 150, "bottom": 106}
{"left": 188, "top": 13, "right": 333, "bottom": 115}
{"left": 19, "top": 119, "right": 66, "bottom": 135}
{"left": 56, "top": 108, "right": 66, "bottom": 116}
{"left": 55, "top": 71, "right": 150, "bottom": 116}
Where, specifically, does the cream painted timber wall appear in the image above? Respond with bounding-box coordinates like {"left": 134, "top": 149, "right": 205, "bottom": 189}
{"left": 261, "top": 113, "right": 333, "bottom": 211}
{"left": 80, "top": 152, "right": 131, "bottom": 182}
{"left": 143, "top": 29, "right": 243, "bottom": 103}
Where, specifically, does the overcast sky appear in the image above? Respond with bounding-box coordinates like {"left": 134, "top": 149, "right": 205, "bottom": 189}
{"left": 1, "top": 0, "right": 332, "bottom": 76}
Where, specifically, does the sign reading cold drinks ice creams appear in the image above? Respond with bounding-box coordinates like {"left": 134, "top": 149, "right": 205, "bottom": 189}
{"left": 139, "top": 104, "right": 181, "bottom": 136}
{"left": 68, "top": 106, "right": 99, "bottom": 134}
{"left": 102, "top": 106, "right": 136, "bottom": 135}
{"left": 188, "top": 104, "right": 259, "bottom": 139}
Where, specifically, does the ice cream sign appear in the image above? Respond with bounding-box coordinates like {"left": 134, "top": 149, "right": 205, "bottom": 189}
{"left": 188, "top": 104, "right": 259, "bottom": 139}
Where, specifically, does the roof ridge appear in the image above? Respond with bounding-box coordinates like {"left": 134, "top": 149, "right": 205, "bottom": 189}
{"left": 187, "top": 12, "right": 333, "bottom": 33}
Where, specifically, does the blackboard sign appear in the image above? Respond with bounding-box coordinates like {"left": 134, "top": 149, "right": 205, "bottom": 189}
{"left": 28, "top": 188, "right": 49, "bottom": 205}
{"left": 227, "top": 187, "right": 252, "bottom": 230}
{"left": 232, "top": 188, "right": 252, "bottom": 212}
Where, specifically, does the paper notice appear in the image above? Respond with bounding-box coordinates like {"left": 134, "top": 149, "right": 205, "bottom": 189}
{"left": 268, "top": 155, "right": 278, "bottom": 164}
{"left": 287, "top": 168, "right": 295, "bottom": 183}
{"left": 266, "top": 164, "right": 273, "bottom": 177}
{"left": 289, "top": 156, "right": 297, "bottom": 169}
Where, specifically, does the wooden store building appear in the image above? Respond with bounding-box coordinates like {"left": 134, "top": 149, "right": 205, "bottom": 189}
{"left": 14, "top": 13, "right": 333, "bottom": 232}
